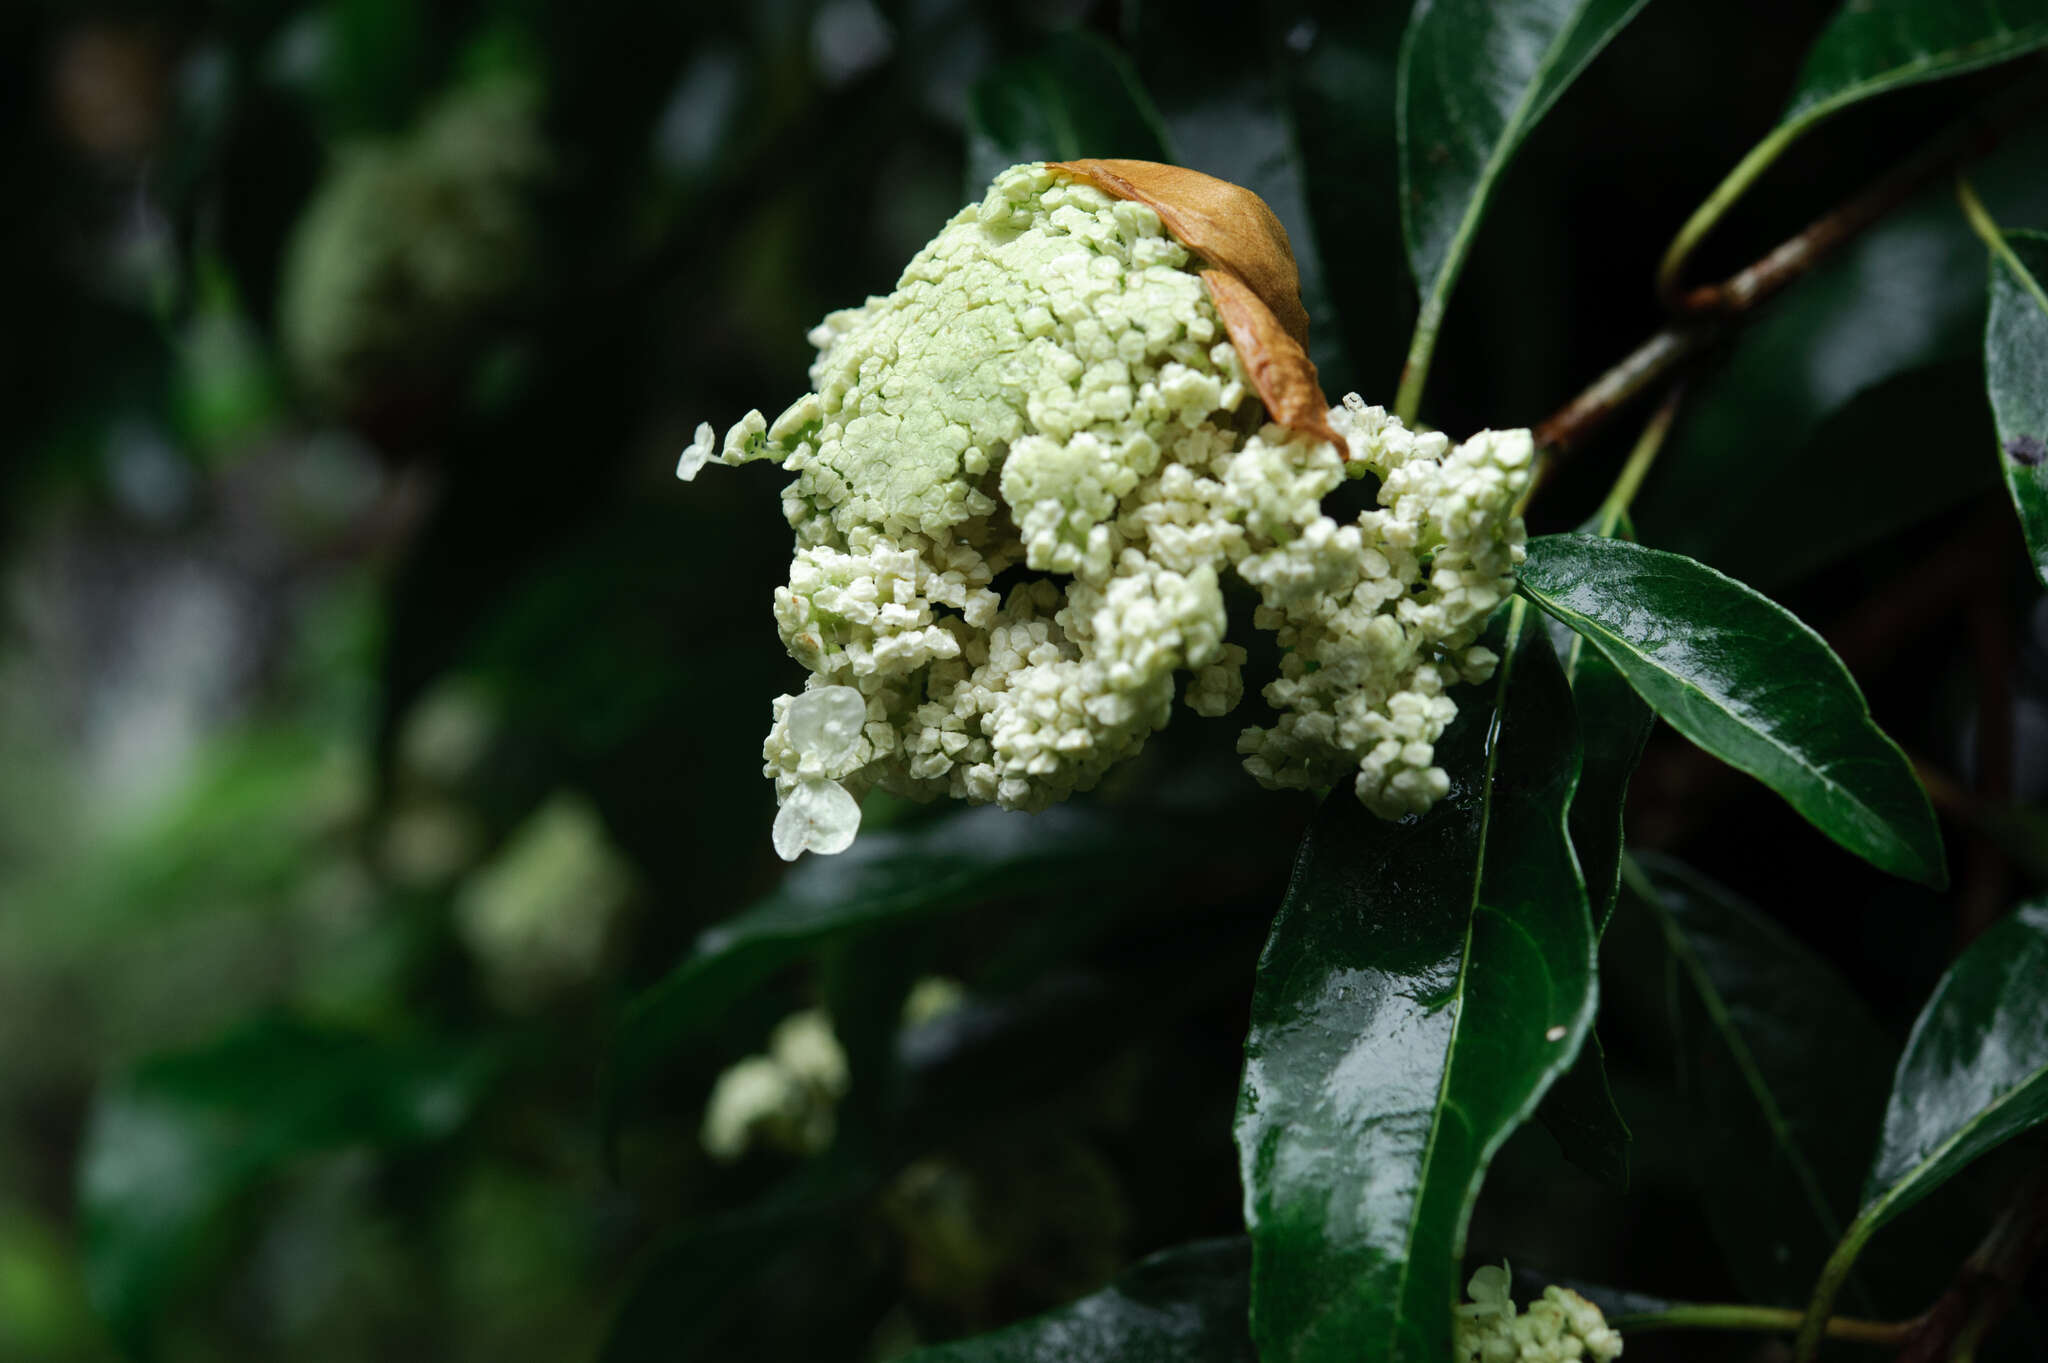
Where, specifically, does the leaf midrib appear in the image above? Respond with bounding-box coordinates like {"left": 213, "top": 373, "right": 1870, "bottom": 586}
{"left": 1871, "top": 1057, "right": 2048, "bottom": 1227}
{"left": 1386, "top": 604, "right": 1522, "bottom": 1356}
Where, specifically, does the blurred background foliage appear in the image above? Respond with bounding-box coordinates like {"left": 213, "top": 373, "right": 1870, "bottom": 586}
{"left": 4, "top": 1, "right": 2046, "bottom": 1359}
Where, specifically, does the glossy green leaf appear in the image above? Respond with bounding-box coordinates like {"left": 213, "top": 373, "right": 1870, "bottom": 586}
{"left": 1623, "top": 855, "right": 1894, "bottom": 1307}
{"left": 964, "top": 31, "right": 1173, "bottom": 193}
{"left": 1638, "top": 119, "right": 2048, "bottom": 586}
{"left": 1859, "top": 901, "right": 2048, "bottom": 1230}
{"left": 1797, "top": 900, "right": 2048, "bottom": 1353}
{"left": 1396, "top": 0, "right": 1650, "bottom": 411}
{"left": 900, "top": 1239, "right": 1253, "bottom": 1363}
{"left": 78, "top": 1019, "right": 492, "bottom": 1350}
{"left": 1236, "top": 611, "right": 1594, "bottom": 1363}
{"left": 1518, "top": 535, "right": 1946, "bottom": 887}
{"left": 1783, "top": 1, "right": 2048, "bottom": 133}
{"left": 1984, "top": 228, "right": 2048, "bottom": 583}
{"left": 605, "top": 807, "right": 1156, "bottom": 1143}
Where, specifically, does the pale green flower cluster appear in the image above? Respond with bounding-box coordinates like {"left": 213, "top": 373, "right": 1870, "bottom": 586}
{"left": 280, "top": 76, "right": 547, "bottom": 407}
{"left": 1455, "top": 1265, "right": 1624, "bottom": 1363}
{"left": 681, "top": 163, "right": 1531, "bottom": 858}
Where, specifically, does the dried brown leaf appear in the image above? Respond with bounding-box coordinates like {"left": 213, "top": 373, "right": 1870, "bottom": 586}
{"left": 1048, "top": 158, "right": 1342, "bottom": 455}
{"left": 1200, "top": 269, "right": 1344, "bottom": 454}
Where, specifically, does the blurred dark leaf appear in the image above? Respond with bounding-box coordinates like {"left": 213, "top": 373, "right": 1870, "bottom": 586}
{"left": 1858, "top": 901, "right": 2048, "bottom": 1233}
{"left": 1638, "top": 116, "right": 2048, "bottom": 586}
{"left": 899, "top": 1238, "right": 1254, "bottom": 1362}
{"left": 79, "top": 1018, "right": 493, "bottom": 1352}
{"left": 1397, "top": 0, "right": 1650, "bottom": 407}
{"left": 964, "top": 31, "right": 1173, "bottom": 194}
{"left": 1123, "top": 0, "right": 1353, "bottom": 381}
{"left": 604, "top": 806, "right": 1166, "bottom": 1148}
{"left": 1236, "top": 614, "right": 1593, "bottom": 1363}
{"left": 320, "top": 0, "right": 434, "bottom": 135}
{"left": 1623, "top": 853, "right": 1893, "bottom": 1308}
{"left": 1984, "top": 226, "right": 2048, "bottom": 583}
{"left": 1536, "top": 1031, "right": 1631, "bottom": 1188}
{"left": 1260, "top": 4, "right": 1408, "bottom": 390}
{"left": 1519, "top": 534, "right": 1946, "bottom": 887}
{"left": 597, "top": 1159, "right": 871, "bottom": 1363}
{"left": 820, "top": 928, "right": 925, "bottom": 1149}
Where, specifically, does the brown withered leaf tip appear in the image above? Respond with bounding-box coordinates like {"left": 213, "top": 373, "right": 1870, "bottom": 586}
{"left": 1200, "top": 270, "right": 1345, "bottom": 453}
{"left": 1047, "top": 158, "right": 1344, "bottom": 457}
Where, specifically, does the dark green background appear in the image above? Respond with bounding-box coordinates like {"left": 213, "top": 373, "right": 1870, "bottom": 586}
{"left": 5, "top": 1, "right": 2045, "bottom": 1359}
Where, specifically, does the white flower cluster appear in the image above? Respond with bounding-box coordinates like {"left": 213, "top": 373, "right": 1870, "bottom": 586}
{"left": 1455, "top": 1265, "right": 1624, "bottom": 1363}
{"left": 681, "top": 163, "right": 1530, "bottom": 858}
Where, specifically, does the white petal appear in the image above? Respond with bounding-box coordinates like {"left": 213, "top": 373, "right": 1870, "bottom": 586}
{"left": 770, "top": 779, "right": 861, "bottom": 861}
{"left": 784, "top": 686, "right": 867, "bottom": 767}
{"left": 675, "top": 422, "right": 716, "bottom": 481}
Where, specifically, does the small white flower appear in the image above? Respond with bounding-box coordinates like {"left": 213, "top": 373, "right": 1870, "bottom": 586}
{"left": 784, "top": 685, "right": 867, "bottom": 769}
{"left": 675, "top": 422, "right": 717, "bottom": 481}
{"left": 770, "top": 777, "right": 861, "bottom": 861}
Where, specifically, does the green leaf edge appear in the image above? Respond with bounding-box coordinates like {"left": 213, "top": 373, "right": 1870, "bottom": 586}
{"left": 1783, "top": 17, "right": 2048, "bottom": 129}
{"left": 1393, "top": 0, "right": 1650, "bottom": 417}
{"left": 1980, "top": 221, "right": 2048, "bottom": 584}
{"left": 1662, "top": 17, "right": 2048, "bottom": 295}
{"left": 1857, "top": 902, "right": 2048, "bottom": 1229}
{"left": 1239, "top": 605, "right": 1597, "bottom": 1362}
{"left": 1518, "top": 535, "right": 1947, "bottom": 889}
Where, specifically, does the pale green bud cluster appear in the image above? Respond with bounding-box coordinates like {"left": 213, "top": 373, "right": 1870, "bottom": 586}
{"left": 1455, "top": 1265, "right": 1624, "bottom": 1363}
{"left": 682, "top": 163, "right": 1531, "bottom": 858}
{"left": 279, "top": 76, "right": 547, "bottom": 407}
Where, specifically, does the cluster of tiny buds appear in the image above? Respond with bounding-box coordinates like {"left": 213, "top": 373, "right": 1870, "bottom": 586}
{"left": 1455, "top": 1264, "right": 1624, "bottom": 1363}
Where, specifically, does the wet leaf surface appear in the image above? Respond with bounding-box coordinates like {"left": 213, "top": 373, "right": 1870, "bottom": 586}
{"left": 1236, "top": 612, "right": 1593, "bottom": 1362}
{"left": 1519, "top": 535, "right": 1946, "bottom": 886}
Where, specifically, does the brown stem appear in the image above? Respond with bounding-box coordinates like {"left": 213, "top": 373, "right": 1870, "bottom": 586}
{"left": 1533, "top": 74, "right": 2048, "bottom": 460}
{"left": 1669, "top": 75, "right": 2048, "bottom": 316}
{"left": 1532, "top": 325, "right": 1716, "bottom": 455}
{"left": 1893, "top": 1154, "right": 2048, "bottom": 1363}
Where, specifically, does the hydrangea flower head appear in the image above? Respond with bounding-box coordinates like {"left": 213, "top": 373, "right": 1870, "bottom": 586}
{"left": 683, "top": 162, "right": 1532, "bottom": 858}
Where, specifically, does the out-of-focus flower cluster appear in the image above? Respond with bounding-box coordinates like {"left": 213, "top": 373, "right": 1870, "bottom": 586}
{"left": 683, "top": 163, "right": 1530, "bottom": 858}
{"left": 280, "top": 75, "right": 548, "bottom": 409}
{"left": 699, "top": 978, "right": 964, "bottom": 1162}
